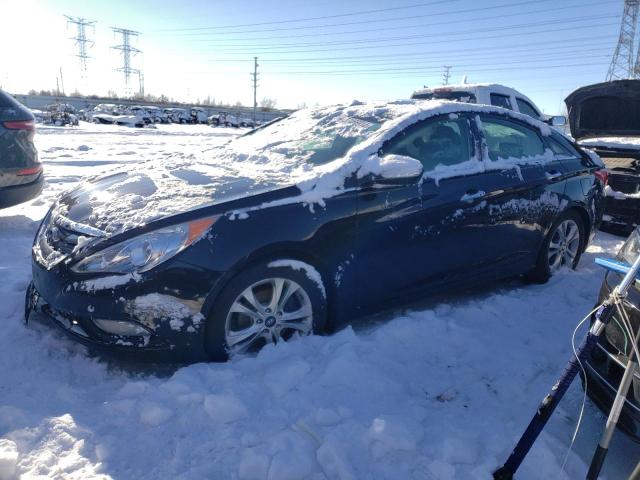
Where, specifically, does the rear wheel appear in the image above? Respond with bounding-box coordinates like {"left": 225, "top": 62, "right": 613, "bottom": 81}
{"left": 527, "top": 210, "right": 585, "bottom": 283}
{"left": 204, "top": 261, "right": 327, "bottom": 361}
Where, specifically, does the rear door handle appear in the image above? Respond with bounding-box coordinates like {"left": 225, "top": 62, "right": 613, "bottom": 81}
{"left": 545, "top": 170, "right": 563, "bottom": 180}
{"left": 460, "top": 190, "right": 486, "bottom": 202}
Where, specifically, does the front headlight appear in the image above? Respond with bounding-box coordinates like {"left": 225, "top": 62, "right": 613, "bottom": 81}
{"left": 71, "top": 216, "right": 218, "bottom": 274}
{"left": 619, "top": 227, "right": 640, "bottom": 265}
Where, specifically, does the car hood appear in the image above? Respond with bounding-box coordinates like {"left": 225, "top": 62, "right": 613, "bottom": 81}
{"left": 565, "top": 80, "right": 640, "bottom": 142}
{"left": 52, "top": 150, "right": 306, "bottom": 236}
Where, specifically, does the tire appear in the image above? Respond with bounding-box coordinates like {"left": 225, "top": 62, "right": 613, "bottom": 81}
{"left": 203, "top": 261, "right": 327, "bottom": 361}
{"left": 526, "top": 209, "right": 586, "bottom": 283}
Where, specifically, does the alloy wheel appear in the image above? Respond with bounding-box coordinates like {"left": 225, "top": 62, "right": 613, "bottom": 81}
{"left": 548, "top": 219, "right": 580, "bottom": 273}
{"left": 225, "top": 277, "right": 313, "bottom": 356}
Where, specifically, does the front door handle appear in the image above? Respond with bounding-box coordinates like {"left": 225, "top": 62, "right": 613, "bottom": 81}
{"left": 545, "top": 170, "right": 563, "bottom": 180}
{"left": 460, "top": 190, "right": 486, "bottom": 202}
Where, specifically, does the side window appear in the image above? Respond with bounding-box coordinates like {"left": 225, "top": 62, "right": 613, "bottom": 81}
{"left": 490, "top": 93, "right": 513, "bottom": 110}
{"left": 515, "top": 98, "right": 541, "bottom": 119}
{"left": 547, "top": 133, "right": 581, "bottom": 157}
{"left": 381, "top": 116, "right": 473, "bottom": 171}
{"left": 480, "top": 116, "right": 545, "bottom": 161}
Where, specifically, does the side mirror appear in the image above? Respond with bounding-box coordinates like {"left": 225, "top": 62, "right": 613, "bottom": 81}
{"left": 547, "top": 115, "right": 566, "bottom": 127}
{"left": 360, "top": 154, "right": 424, "bottom": 185}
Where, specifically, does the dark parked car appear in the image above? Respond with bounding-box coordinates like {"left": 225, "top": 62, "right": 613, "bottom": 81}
{"left": 566, "top": 80, "right": 640, "bottom": 231}
{"left": 0, "top": 90, "right": 42, "bottom": 208}
{"left": 26, "top": 101, "right": 604, "bottom": 362}
{"left": 584, "top": 228, "right": 640, "bottom": 440}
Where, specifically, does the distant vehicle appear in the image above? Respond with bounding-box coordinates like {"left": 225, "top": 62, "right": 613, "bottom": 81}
{"left": 128, "top": 106, "right": 153, "bottom": 125}
{"left": 208, "top": 112, "right": 238, "bottom": 127}
{"left": 0, "top": 89, "right": 42, "bottom": 208}
{"left": 411, "top": 83, "right": 566, "bottom": 126}
{"left": 566, "top": 79, "right": 640, "bottom": 231}
{"left": 27, "top": 100, "right": 603, "bottom": 362}
{"left": 164, "top": 108, "right": 190, "bottom": 124}
{"left": 190, "top": 107, "right": 208, "bottom": 124}
{"left": 145, "top": 106, "right": 169, "bottom": 123}
{"left": 30, "top": 109, "right": 44, "bottom": 123}
{"left": 44, "top": 103, "right": 79, "bottom": 126}
{"left": 238, "top": 117, "right": 255, "bottom": 128}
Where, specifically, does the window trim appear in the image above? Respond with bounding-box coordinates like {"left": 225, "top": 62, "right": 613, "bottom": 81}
{"left": 476, "top": 113, "right": 546, "bottom": 162}
{"left": 377, "top": 113, "right": 478, "bottom": 172}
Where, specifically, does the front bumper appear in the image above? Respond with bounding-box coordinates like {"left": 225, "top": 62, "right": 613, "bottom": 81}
{"left": 27, "top": 254, "right": 217, "bottom": 362}
{"left": 0, "top": 174, "right": 43, "bottom": 208}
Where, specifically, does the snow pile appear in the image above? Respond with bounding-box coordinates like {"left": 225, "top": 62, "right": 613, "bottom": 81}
{"left": 579, "top": 136, "right": 640, "bottom": 151}
{"left": 604, "top": 185, "right": 640, "bottom": 200}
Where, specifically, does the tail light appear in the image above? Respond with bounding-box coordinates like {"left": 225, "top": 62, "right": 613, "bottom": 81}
{"left": 17, "top": 165, "right": 42, "bottom": 176}
{"left": 594, "top": 169, "right": 609, "bottom": 187}
{"left": 3, "top": 120, "right": 35, "bottom": 132}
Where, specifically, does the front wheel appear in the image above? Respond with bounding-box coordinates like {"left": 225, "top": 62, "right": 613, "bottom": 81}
{"left": 204, "top": 261, "right": 327, "bottom": 361}
{"left": 527, "top": 210, "right": 585, "bottom": 283}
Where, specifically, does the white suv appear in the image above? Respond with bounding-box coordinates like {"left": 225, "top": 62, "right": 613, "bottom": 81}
{"left": 411, "top": 83, "right": 565, "bottom": 126}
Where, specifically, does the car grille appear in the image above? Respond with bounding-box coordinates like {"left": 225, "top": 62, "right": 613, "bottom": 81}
{"left": 35, "top": 213, "right": 105, "bottom": 268}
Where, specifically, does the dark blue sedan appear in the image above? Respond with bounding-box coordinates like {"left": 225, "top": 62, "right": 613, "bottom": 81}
{"left": 26, "top": 100, "right": 605, "bottom": 361}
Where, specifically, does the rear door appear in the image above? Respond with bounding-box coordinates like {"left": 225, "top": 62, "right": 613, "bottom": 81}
{"left": 475, "top": 114, "right": 563, "bottom": 267}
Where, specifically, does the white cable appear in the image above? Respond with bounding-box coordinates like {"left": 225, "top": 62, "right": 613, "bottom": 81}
{"left": 561, "top": 304, "right": 602, "bottom": 472}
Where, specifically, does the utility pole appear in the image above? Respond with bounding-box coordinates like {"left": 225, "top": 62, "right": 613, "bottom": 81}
{"left": 251, "top": 57, "right": 259, "bottom": 122}
{"left": 59, "top": 67, "right": 65, "bottom": 95}
{"left": 442, "top": 65, "right": 452, "bottom": 85}
{"left": 64, "top": 15, "right": 96, "bottom": 83}
{"left": 607, "top": 0, "right": 639, "bottom": 81}
{"left": 138, "top": 71, "right": 145, "bottom": 98}
{"left": 111, "top": 27, "right": 141, "bottom": 97}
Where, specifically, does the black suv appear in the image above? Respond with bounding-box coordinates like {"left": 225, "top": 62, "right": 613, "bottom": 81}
{"left": 0, "top": 90, "right": 42, "bottom": 208}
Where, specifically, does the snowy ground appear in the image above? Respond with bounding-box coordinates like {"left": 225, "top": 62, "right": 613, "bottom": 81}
{"left": 0, "top": 122, "right": 637, "bottom": 479}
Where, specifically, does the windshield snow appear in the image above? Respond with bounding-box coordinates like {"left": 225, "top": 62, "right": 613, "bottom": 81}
{"left": 227, "top": 103, "right": 396, "bottom": 165}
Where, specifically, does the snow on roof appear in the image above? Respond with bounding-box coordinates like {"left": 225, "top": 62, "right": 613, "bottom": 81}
{"left": 53, "top": 100, "right": 554, "bottom": 238}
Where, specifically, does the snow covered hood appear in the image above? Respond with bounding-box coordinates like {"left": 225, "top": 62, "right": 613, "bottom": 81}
{"left": 566, "top": 80, "right": 640, "bottom": 143}
{"left": 51, "top": 100, "right": 553, "bottom": 237}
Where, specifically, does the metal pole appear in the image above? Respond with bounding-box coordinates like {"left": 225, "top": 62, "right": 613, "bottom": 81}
{"left": 494, "top": 253, "right": 640, "bottom": 480}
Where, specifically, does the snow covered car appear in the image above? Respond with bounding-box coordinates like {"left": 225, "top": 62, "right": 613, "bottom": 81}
{"left": 190, "top": 107, "right": 208, "bottom": 124}
{"left": 144, "top": 106, "right": 169, "bottom": 123}
{"left": 26, "top": 100, "right": 604, "bottom": 362}
{"left": 164, "top": 108, "right": 189, "bottom": 124}
{"left": 0, "top": 90, "right": 42, "bottom": 208}
{"left": 583, "top": 227, "right": 640, "bottom": 441}
{"left": 44, "top": 103, "right": 79, "bottom": 126}
{"left": 566, "top": 80, "right": 640, "bottom": 231}
{"left": 411, "top": 83, "right": 566, "bottom": 127}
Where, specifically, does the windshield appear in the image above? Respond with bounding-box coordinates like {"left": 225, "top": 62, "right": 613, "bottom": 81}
{"left": 228, "top": 103, "right": 398, "bottom": 165}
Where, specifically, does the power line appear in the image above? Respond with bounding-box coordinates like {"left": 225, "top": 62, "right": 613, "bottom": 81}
{"left": 161, "top": 0, "right": 555, "bottom": 35}
{"left": 64, "top": 15, "right": 96, "bottom": 80}
{"left": 156, "top": 0, "right": 463, "bottom": 31}
{"left": 196, "top": 22, "right": 619, "bottom": 55}
{"left": 186, "top": 3, "right": 610, "bottom": 42}
{"left": 202, "top": 35, "right": 616, "bottom": 63}
{"left": 191, "top": 14, "right": 617, "bottom": 51}
{"left": 111, "top": 27, "right": 142, "bottom": 97}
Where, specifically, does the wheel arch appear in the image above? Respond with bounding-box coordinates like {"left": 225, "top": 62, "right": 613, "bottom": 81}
{"left": 199, "top": 242, "right": 339, "bottom": 326}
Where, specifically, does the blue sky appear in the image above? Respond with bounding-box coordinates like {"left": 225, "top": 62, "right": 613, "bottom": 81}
{"left": 1, "top": 0, "right": 624, "bottom": 113}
